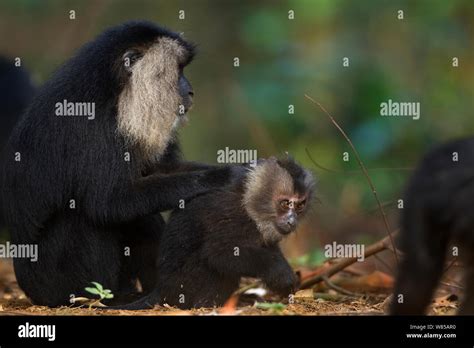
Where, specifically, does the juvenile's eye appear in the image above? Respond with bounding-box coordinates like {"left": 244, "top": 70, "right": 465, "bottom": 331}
{"left": 296, "top": 201, "right": 306, "bottom": 211}
{"left": 279, "top": 200, "right": 290, "bottom": 209}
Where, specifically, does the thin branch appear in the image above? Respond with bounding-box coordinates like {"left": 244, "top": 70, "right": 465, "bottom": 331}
{"left": 439, "top": 281, "right": 464, "bottom": 290}
{"left": 304, "top": 94, "right": 399, "bottom": 264}
{"left": 233, "top": 281, "right": 262, "bottom": 296}
{"left": 305, "top": 148, "right": 413, "bottom": 174}
{"left": 305, "top": 148, "right": 340, "bottom": 173}
{"left": 442, "top": 257, "right": 458, "bottom": 274}
{"left": 373, "top": 253, "right": 394, "bottom": 273}
{"left": 321, "top": 275, "right": 363, "bottom": 297}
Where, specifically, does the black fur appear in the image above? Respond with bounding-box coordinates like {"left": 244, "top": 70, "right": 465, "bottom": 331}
{"left": 391, "top": 137, "right": 474, "bottom": 315}
{"left": 1, "top": 21, "right": 236, "bottom": 307}
{"left": 0, "top": 56, "right": 35, "bottom": 149}
{"left": 113, "top": 159, "right": 313, "bottom": 310}
{"left": 0, "top": 56, "right": 36, "bottom": 231}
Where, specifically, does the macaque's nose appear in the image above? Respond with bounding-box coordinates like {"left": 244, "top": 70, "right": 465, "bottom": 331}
{"left": 287, "top": 215, "right": 296, "bottom": 228}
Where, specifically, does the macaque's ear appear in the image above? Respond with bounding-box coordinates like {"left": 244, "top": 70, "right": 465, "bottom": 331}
{"left": 122, "top": 49, "right": 142, "bottom": 73}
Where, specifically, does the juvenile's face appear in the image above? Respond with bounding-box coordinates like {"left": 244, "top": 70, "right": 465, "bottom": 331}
{"left": 274, "top": 193, "right": 309, "bottom": 235}
{"left": 243, "top": 157, "right": 315, "bottom": 244}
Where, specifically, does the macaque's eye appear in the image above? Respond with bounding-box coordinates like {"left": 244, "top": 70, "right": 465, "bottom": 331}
{"left": 296, "top": 200, "right": 306, "bottom": 212}
{"left": 122, "top": 49, "right": 142, "bottom": 72}
{"left": 130, "top": 55, "right": 140, "bottom": 64}
{"left": 279, "top": 200, "right": 290, "bottom": 209}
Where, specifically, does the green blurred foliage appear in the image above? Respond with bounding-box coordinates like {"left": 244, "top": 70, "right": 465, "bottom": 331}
{"left": 290, "top": 249, "right": 327, "bottom": 268}
{"left": 0, "top": 0, "right": 473, "bottom": 247}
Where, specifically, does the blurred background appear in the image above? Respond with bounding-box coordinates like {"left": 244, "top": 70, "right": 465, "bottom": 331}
{"left": 0, "top": 0, "right": 473, "bottom": 271}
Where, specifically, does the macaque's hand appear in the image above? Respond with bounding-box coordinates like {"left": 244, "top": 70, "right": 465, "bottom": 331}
{"left": 265, "top": 264, "right": 299, "bottom": 297}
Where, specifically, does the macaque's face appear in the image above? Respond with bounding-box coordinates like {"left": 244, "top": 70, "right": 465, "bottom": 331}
{"left": 243, "top": 157, "right": 314, "bottom": 244}
{"left": 117, "top": 37, "right": 195, "bottom": 157}
{"left": 274, "top": 194, "right": 308, "bottom": 235}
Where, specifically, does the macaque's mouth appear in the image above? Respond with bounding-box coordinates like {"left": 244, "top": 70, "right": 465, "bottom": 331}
{"left": 178, "top": 105, "right": 191, "bottom": 117}
{"left": 275, "top": 223, "right": 296, "bottom": 236}
{"left": 179, "top": 97, "right": 193, "bottom": 116}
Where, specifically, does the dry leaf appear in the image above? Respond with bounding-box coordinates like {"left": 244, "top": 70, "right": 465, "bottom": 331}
{"left": 219, "top": 295, "right": 238, "bottom": 315}
{"left": 294, "top": 289, "right": 314, "bottom": 299}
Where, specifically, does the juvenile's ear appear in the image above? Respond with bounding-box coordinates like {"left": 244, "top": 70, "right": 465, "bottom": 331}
{"left": 304, "top": 169, "right": 316, "bottom": 192}
{"left": 122, "top": 49, "right": 142, "bottom": 73}
{"left": 253, "top": 158, "right": 269, "bottom": 166}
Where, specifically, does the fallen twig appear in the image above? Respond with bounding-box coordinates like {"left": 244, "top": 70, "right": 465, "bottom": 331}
{"left": 300, "top": 232, "right": 398, "bottom": 289}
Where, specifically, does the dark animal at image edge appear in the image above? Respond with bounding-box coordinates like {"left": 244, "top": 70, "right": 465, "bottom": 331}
{"left": 0, "top": 56, "right": 36, "bottom": 230}
{"left": 1, "top": 21, "right": 242, "bottom": 307}
{"left": 391, "top": 137, "right": 474, "bottom": 315}
{"left": 110, "top": 157, "right": 315, "bottom": 310}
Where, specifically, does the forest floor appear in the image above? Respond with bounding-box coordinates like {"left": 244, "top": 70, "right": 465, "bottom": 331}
{"left": 0, "top": 260, "right": 459, "bottom": 316}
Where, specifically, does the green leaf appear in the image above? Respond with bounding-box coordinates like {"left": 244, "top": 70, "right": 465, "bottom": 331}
{"left": 85, "top": 287, "right": 101, "bottom": 295}
{"left": 91, "top": 282, "right": 103, "bottom": 291}
{"left": 256, "top": 302, "right": 286, "bottom": 311}
{"left": 105, "top": 293, "right": 114, "bottom": 299}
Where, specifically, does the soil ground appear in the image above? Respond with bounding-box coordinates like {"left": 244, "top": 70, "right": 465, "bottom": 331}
{"left": 0, "top": 260, "right": 459, "bottom": 316}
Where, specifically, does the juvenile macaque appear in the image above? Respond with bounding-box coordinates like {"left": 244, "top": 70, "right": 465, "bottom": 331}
{"left": 114, "top": 157, "right": 315, "bottom": 309}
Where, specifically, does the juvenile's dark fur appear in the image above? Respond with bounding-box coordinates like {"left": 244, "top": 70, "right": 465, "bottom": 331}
{"left": 391, "top": 137, "right": 474, "bottom": 315}
{"left": 1, "top": 21, "right": 238, "bottom": 307}
{"left": 114, "top": 157, "right": 315, "bottom": 310}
